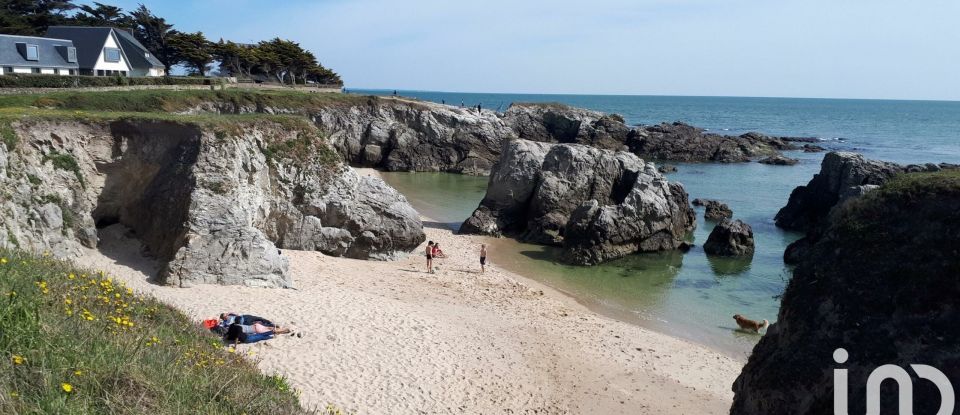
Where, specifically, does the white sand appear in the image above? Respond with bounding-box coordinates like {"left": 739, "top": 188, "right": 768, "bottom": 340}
{"left": 75, "top": 169, "right": 744, "bottom": 414}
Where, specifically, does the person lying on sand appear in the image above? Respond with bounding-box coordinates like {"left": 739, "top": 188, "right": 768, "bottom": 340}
{"left": 224, "top": 321, "right": 295, "bottom": 346}
{"left": 219, "top": 313, "right": 274, "bottom": 328}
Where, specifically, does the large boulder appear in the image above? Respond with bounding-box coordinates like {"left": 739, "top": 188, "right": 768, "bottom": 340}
{"left": 703, "top": 219, "right": 754, "bottom": 257}
{"left": 461, "top": 139, "right": 695, "bottom": 265}
{"left": 732, "top": 170, "right": 960, "bottom": 414}
{"left": 502, "top": 103, "right": 633, "bottom": 151}
{"left": 0, "top": 119, "right": 425, "bottom": 288}
{"left": 774, "top": 152, "right": 903, "bottom": 232}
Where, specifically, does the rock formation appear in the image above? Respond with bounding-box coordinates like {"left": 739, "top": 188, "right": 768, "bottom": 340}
{"left": 460, "top": 139, "right": 695, "bottom": 265}
{"left": 758, "top": 155, "right": 798, "bottom": 165}
{"left": 0, "top": 118, "right": 424, "bottom": 288}
{"left": 702, "top": 200, "right": 733, "bottom": 221}
{"left": 731, "top": 170, "right": 960, "bottom": 414}
{"left": 703, "top": 219, "right": 754, "bottom": 257}
{"left": 626, "top": 124, "right": 795, "bottom": 163}
{"left": 774, "top": 152, "right": 904, "bottom": 233}
{"left": 184, "top": 97, "right": 798, "bottom": 173}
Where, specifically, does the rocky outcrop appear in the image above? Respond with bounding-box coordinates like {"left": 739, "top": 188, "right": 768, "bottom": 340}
{"left": 460, "top": 139, "right": 695, "bottom": 265}
{"left": 702, "top": 200, "right": 733, "bottom": 221}
{"left": 0, "top": 118, "right": 424, "bottom": 288}
{"left": 731, "top": 170, "right": 960, "bottom": 414}
{"left": 703, "top": 219, "right": 754, "bottom": 256}
{"left": 774, "top": 152, "right": 904, "bottom": 233}
{"left": 758, "top": 155, "right": 798, "bottom": 165}
{"left": 627, "top": 124, "right": 794, "bottom": 163}
{"left": 185, "top": 98, "right": 798, "bottom": 174}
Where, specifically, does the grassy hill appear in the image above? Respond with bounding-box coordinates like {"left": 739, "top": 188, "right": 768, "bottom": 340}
{"left": 0, "top": 249, "right": 316, "bottom": 414}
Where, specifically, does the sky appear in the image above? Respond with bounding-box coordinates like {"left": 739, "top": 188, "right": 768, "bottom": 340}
{"left": 93, "top": 0, "right": 960, "bottom": 100}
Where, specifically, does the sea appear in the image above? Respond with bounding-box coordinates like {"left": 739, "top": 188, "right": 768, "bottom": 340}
{"left": 350, "top": 89, "right": 960, "bottom": 357}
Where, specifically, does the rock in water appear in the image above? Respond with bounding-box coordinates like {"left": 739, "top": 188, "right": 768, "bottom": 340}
{"left": 774, "top": 151, "right": 903, "bottom": 232}
{"left": 702, "top": 200, "right": 733, "bottom": 221}
{"left": 757, "top": 155, "right": 799, "bottom": 165}
{"left": 732, "top": 170, "right": 960, "bottom": 415}
{"left": 703, "top": 219, "right": 754, "bottom": 256}
{"left": 460, "top": 139, "right": 695, "bottom": 265}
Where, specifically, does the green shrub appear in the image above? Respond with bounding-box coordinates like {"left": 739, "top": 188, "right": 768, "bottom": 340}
{"left": 0, "top": 123, "right": 15, "bottom": 150}
{"left": 0, "top": 74, "right": 223, "bottom": 89}
{"left": 42, "top": 152, "right": 85, "bottom": 189}
{"left": 0, "top": 250, "right": 308, "bottom": 414}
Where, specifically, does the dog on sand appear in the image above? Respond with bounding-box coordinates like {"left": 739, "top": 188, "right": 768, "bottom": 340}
{"left": 733, "top": 314, "right": 769, "bottom": 333}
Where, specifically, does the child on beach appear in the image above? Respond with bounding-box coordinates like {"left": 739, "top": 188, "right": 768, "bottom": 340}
{"left": 479, "top": 244, "right": 487, "bottom": 273}
{"left": 425, "top": 241, "right": 434, "bottom": 273}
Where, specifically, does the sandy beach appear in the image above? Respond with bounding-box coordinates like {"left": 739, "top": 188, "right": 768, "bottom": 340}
{"left": 73, "top": 170, "right": 744, "bottom": 414}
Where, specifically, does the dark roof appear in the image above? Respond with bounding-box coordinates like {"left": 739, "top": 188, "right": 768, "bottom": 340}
{"left": 113, "top": 29, "right": 164, "bottom": 69}
{"left": 45, "top": 26, "right": 113, "bottom": 69}
{"left": 46, "top": 26, "right": 165, "bottom": 70}
{"left": 0, "top": 34, "right": 79, "bottom": 69}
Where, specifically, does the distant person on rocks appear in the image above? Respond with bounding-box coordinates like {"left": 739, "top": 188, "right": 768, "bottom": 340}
{"left": 460, "top": 101, "right": 464, "bottom": 108}
{"left": 479, "top": 244, "right": 487, "bottom": 273}
{"left": 441, "top": 99, "right": 446, "bottom": 105}
{"left": 477, "top": 103, "right": 482, "bottom": 115}
{"left": 393, "top": 90, "right": 398, "bottom": 96}
{"left": 426, "top": 241, "right": 435, "bottom": 273}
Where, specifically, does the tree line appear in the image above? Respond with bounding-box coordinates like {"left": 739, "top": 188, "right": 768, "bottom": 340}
{"left": 0, "top": 1, "right": 342, "bottom": 85}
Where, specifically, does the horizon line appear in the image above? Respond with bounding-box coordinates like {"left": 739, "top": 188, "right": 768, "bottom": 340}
{"left": 344, "top": 87, "right": 960, "bottom": 104}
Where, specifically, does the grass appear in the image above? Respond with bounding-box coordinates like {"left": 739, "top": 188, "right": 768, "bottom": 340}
{"left": 1, "top": 122, "right": 15, "bottom": 150}
{"left": 0, "top": 89, "right": 372, "bottom": 114}
{"left": 0, "top": 249, "right": 314, "bottom": 414}
{"left": 42, "top": 151, "right": 86, "bottom": 189}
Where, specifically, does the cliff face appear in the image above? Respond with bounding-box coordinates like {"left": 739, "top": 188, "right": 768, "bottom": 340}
{"left": 0, "top": 118, "right": 424, "bottom": 288}
{"left": 731, "top": 170, "right": 960, "bottom": 414}
{"left": 460, "top": 139, "right": 695, "bottom": 265}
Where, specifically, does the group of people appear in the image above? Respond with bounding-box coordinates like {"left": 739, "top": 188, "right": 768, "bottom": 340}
{"left": 424, "top": 241, "right": 488, "bottom": 274}
{"left": 207, "top": 312, "right": 299, "bottom": 346}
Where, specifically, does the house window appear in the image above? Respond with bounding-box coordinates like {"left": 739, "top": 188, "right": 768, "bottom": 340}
{"left": 97, "top": 70, "right": 105, "bottom": 76}
{"left": 4, "top": 67, "right": 12, "bottom": 74}
{"left": 104, "top": 48, "right": 121, "bottom": 62}
{"left": 69, "top": 69, "right": 76, "bottom": 75}
{"left": 26, "top": 45, "right": 39, "bottom": 61}
{"left": 67, "top": 47, "right": 77, "bottom": 63}
{"left": 32, "top": 68, "right": 41, "bottom": 74}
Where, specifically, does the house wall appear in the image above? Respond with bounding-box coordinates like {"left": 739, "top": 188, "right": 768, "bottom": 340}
{"left": 148, "top": 68, "right": 165, "bottom": 77}
{"left": 40, "top": 68, "right": 55, "bottom": 75}
{"left": 93, "top": 32, "right": 131, "bottom": 74}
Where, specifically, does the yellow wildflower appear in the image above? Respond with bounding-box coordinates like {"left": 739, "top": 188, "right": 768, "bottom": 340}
{"left": 74, "top": 370, "right": 83, "bottom": 376}
{"left": 6, "top": 291, "right": 15, "bottom": 297}
{"left": 68, "top": 273, "right": 76, "bottom": 279}
{"left": 11, "top": 355, "right": 25, "bottom": 365}
{"left": 61, "top": 383, "right": 73, "bottom": 393}
{"left": 0, "top": 257, "right": 7, "bottom": 264}
{"left": 9, "top": 391, "right": 18, "bottom": 397}
{"left": 64, "top": 298, "right": 72, "bottom": 305}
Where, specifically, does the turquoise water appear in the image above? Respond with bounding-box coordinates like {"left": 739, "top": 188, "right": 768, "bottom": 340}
{"left": 369, "top": 91, "right": 960, "bottom": 357}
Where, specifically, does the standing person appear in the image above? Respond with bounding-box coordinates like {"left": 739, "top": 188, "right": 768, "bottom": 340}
{"left": 479, "top": 244, "right": 487, "bottom": 273}
{"left": 477, "top": 103, "right": 482, "bottom": 115}
{"left": 393, "top": 90, "right": 398, "bottom": 96}
{"left": 460, "top": 101, "right": 464, "bottom": 108}
{"left": 441, "top": 99, "right": 446, "bottom": 105}
{"left": 425, "top": 241, "right": 434, "bottom": 273}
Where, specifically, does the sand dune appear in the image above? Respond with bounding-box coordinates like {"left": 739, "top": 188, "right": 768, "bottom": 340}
{"left": 76, "top": 220, "right": 743, "bottom": 414}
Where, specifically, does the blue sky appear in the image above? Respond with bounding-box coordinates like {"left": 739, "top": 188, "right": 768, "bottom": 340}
{"left": 94, "top": 0, "right": 959, "bottom": 100}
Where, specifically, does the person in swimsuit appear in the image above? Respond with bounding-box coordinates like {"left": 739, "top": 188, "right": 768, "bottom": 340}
{"left": 432, "top": 243, "right": 446, "bottom": 259}
{"left": 479, "top": 244, "right": 487, "bottom": 273}
{"left": 425, "top": 241, "right": 434, "bottom": 273}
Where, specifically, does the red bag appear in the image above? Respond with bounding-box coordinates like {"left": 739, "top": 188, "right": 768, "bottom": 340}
{"left": 202, "top": 319, "right": 218, "bottom": 329}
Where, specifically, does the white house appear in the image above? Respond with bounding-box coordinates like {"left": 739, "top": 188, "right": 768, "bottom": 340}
{"left": 46, "top": 26, "right": 166, "bottom": 77}
{"left": 0, "top": 34, "right": 79, "bottom": 75}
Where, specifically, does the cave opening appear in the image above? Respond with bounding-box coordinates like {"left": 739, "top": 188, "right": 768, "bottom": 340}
{"left": 609, "top": 169, "right": 640, "bottom": 205}
{"left": 90, "top": 121, "right": 202, "bottom": 268}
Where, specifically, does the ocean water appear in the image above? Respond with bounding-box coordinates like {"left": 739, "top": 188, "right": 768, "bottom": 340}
{"left": 363, "top": 90, "right": 960, "bottom": 357}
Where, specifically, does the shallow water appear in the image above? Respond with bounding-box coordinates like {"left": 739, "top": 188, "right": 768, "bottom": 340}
{"left": 369, "top": 91, "right": 960, "bottom": 357}
{"left": 382, "top": 167, "right": 805, "bottom": 357}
